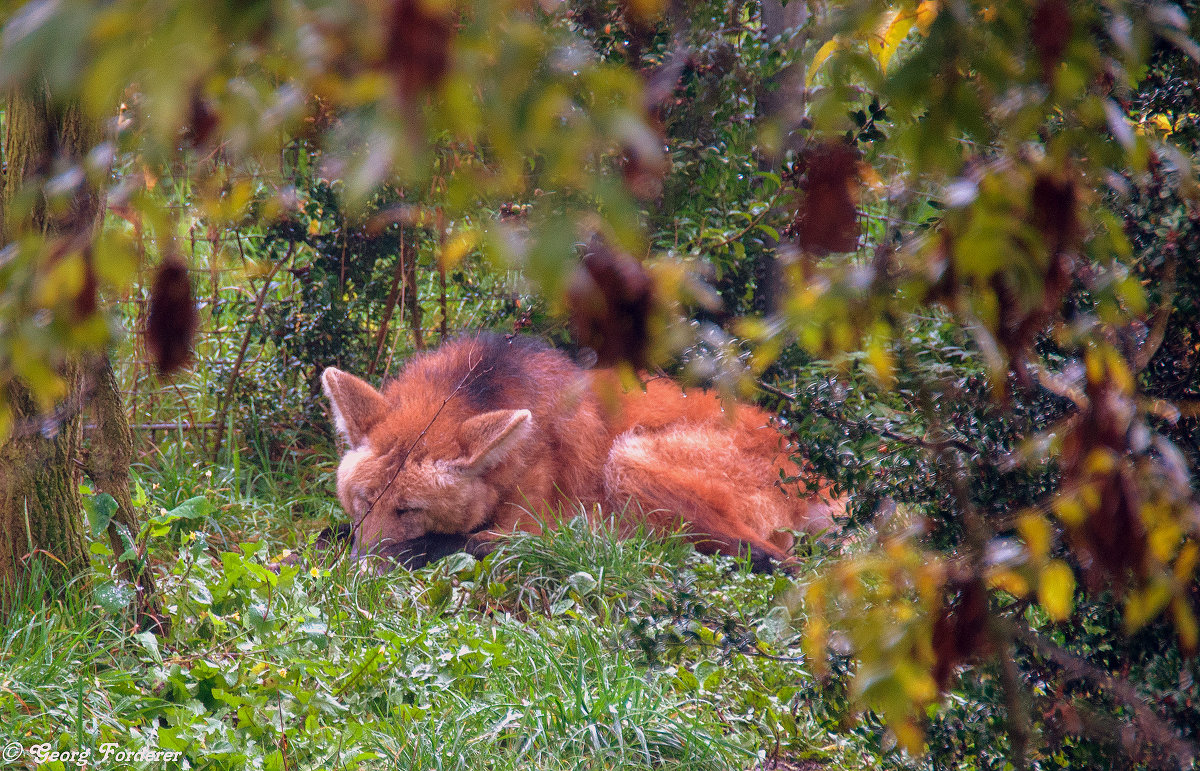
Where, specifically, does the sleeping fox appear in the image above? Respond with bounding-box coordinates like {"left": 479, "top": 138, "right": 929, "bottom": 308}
{"left": 321, "top": 333, "right": 843, "bottom": 571}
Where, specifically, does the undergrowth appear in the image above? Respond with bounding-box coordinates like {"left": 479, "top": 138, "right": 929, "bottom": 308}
{"left": 0, "top": 450, "right": 879, "bottom": 771}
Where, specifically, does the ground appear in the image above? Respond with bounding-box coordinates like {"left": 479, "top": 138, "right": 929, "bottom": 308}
{"left": 0, "top": 448, "right": 889, "bottom": 770}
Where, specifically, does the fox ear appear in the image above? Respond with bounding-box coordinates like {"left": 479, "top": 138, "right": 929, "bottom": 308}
{"left": 457, "top": 409, "right": 533, "bottom": 475}
{"left": 321, "top": 367, "right": 388, "bottom": 449}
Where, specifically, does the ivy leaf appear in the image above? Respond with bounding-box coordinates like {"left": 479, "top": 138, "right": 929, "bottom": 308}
{"left": 94, "top": 581, "right": 135, "bottom": 614}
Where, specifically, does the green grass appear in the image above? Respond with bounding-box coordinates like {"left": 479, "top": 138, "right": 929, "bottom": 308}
{"left": 0, "top": 452, "right": 874, "bottom": 771}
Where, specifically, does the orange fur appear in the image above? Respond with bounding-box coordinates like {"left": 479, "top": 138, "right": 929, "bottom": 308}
{"left": 322, "top": 333, "right": 843, "bottom": 569}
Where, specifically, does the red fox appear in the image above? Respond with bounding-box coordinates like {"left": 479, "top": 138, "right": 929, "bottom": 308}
{"left": 321, "top": 333, "right": 843, "bottom": 571}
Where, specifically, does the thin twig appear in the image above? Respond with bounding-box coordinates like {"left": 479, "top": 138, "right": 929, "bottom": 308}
{"left": 1134, "top": 253, "right": 1177, "bottom": 373}
{"left": 698, "top": 184, "right": 790, "bottom": 253}
{"left": 210, "top": 240, "right": 296, "bottom": 461}
{"left": 368, "top": 227, "right": 407, "bottom": 377}
{"left": 334, "top": 351, "right": 491, "bottom": 562}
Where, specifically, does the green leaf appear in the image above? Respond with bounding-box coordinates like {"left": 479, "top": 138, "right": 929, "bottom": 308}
{"left": 94, "top": 580, "right": 135, "bottom": 613}
{"left": 440, "top": 551, "right": 477, "bottom": 575}
{"left": 85, "top": 492, "right": 118, "bottom": 536}
{"left": 134, "top": 630, "right": 163, "bottom": 664}
{"left": 161, "top": 495, "right": 214, "bottom": 523}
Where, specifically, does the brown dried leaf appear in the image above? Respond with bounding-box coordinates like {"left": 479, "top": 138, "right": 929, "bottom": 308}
{"left": 184, "top": 87, "right": 219, "bottom": 148}
{"left": 1030, "top": 173, "right": 1080, "bottom": 260}
{"left": 788, "top": 142, "right": 861, "bottom": 255}
{"left": 384, "top": 0, "right": 456, "bottom": 99}
{"left": 1031, "top": 0, "right": 1072, "bottom": 82}
{"left": 931, "top": 578, "right": 989, "bottom": 690}
{"left": 566, "top": 235, "right": 655, "bottom": 368}
{"left": 73, "top": 246, "right": 98, "bottom": 321}
{"left": 621, "top": 133, "right": 669, "bottom": 201}
{"left": 146, "top": 256, "right": 198, "bottom": 376}
{"left": 1059, "top": 369, "right": 1149, "bottom": 587}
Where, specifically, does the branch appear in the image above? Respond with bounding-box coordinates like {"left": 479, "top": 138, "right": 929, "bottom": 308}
{"left": 1010, "top": 623, "right": 1197, "bottom": 768}
{"left": 756, "top": 380, "right": 979, "bottom": 457}
{"left": 1134, "top": 253, "right": 1177, "bottom": 374}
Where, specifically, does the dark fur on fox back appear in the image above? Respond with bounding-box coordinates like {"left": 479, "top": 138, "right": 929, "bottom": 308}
{"left": 394, "top": 333, "right": 558, "bottom": 412}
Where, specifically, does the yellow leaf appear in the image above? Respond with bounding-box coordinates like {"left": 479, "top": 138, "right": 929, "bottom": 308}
{"left": 1052, "top": 495, "right": 1086, "bottom": 527}
{"left": 1125, "top": 579, "right": 1171, "bottom": 630}
{"left": 1018, "top": 512, "right": 1052, "bottom": 559}
{"left": 624, "top": 0, "right": 666, "bottom": 21}
{"left": 93, "top": 231, "right": 137, "bottom": 288}
{"left": 915, "top": 0, "right": 940, "bottom": 32}
{"left": 1079, "top": 483, "right": 1101, "bottom": 514}
{"left": 1039, "top": 560, "right": 1075, "bottom": 621}
{"left": 892, "top": 717, "right": 926, "bottom": 755}
{"left": 807, "top": 38, "right": 842, "bottom": 87}
{"left": 1150, "top": 114, "right": 1173, "bottom": 132}
{"left": 1149, "top": 521, "right": 1182, "bottom": 563}
{"left": 34, "top": 252, "right": 87, "bottom": 307}
{"left": 1084, "top": 348, "right": 1104, "bottom": 384}
{"left": 1174, "top": 541, "right": 1199, "bottom": 582}
{"left": 343, "top": 72, "right": 390, "bottom": 106}
{"left": 226, "top": 179, "right": 254, "bottom": 221}
{"left": 1172, "top": 596, "right": 1198, "bottom": 653}
{"left": 308, "top": 219, "right": 321, "bottom": 236}
{"left": 988, "top": 569, "right": 1030, "bottom": 598}
{"left": 440, "top": 229, "right": 477, "bottom": 268}
{"left": 1083, "top": 447, "right": 1117, "bottom": 476}
{"left": 895, "top": 659, "right": 937, "bottom": 702}
{"left": 871, "top": 9, "right": 918, "bottom": 73}
{"left": 13, "top": 350, "right": 67, "bottom": 408}
{"left": 866, "top": 338, "right": 896, "bottom": 389}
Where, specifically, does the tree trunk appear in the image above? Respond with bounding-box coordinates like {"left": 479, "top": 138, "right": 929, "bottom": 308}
{"left": 0, "top": 370, "right": 87, "bottom": 594}
{"left": 0, "top": 86, "right": 100, "bottom": 598}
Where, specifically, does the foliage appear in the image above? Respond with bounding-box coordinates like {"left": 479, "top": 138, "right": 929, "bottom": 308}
{"left": 0, "top": 0, "right": 666, "bottom": 431}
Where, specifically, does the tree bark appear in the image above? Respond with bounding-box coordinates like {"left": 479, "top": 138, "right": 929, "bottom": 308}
{"left": 0, "top": 369, "right": 88, "bottom": 594}
{"left": 0, "top": 86, "right": 100, "bottom": 599}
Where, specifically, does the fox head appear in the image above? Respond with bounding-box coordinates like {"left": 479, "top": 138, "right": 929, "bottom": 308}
{"left": 320, "top": 367, "right": 533, "bottom": 563}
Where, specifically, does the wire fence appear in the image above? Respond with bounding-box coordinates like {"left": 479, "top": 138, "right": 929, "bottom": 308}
{"left": 104, "top": 222, "right": 521, "bottom": 458}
